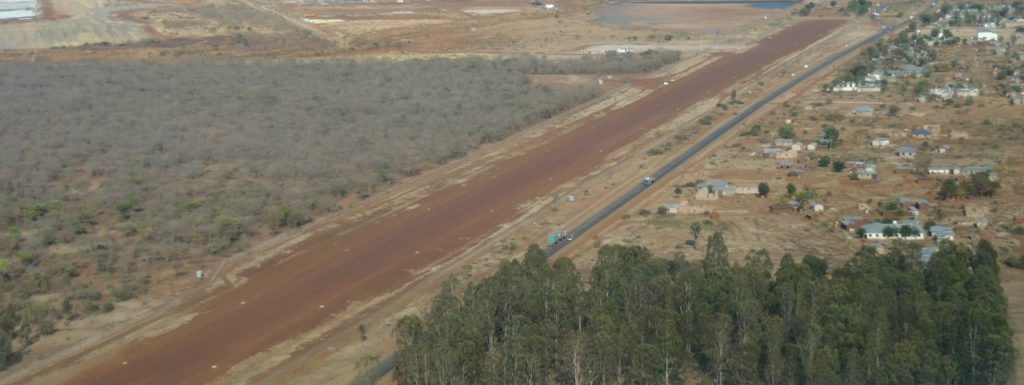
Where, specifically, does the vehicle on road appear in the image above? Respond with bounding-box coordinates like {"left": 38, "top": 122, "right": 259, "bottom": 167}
{"left": 547, "top": 229, "right": 568, "bottom": 246}
{"left": 642, "top": 176, "right": 654, "bottom": 187}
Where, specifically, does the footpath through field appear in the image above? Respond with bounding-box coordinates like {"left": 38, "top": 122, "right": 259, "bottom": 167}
{"left": 40, "top": 19, "right": 842, "bottom": 385}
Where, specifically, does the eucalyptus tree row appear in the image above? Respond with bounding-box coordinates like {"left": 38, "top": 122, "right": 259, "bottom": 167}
{"left": 395, "top": 234, "right": 1015, "bottom": 385}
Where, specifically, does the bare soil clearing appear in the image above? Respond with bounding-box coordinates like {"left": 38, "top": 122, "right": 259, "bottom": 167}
{"left": 12, "top": 19, "right": 842, "bottom": 385}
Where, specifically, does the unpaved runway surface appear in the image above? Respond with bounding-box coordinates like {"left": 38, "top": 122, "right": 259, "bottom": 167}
{"left": 43, "top": 19, "right": 842, "bottom": 385}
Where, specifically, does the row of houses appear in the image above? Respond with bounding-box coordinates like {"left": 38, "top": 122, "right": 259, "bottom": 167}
{"left": 832, "top": 82, "right": 882, "bottom": 93}
{"left": 694, "top": 180, "right": 758, "bottom": 200}
{"left": 930, "top": 85, "right": 980, "bottom": 99}
{"left": 839, "top": 217, "right": 957, "bottom": 242}
{"left": 761, "top": 137, "right": 818, "bottom": 159}
{"left": 926, "top": 164, "right": 998, "bottom": 179}
{"left": 865, "top": 64, "right": 929, "bottom": 82}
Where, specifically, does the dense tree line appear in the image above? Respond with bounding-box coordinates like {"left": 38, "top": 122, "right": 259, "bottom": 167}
{"left": 0, "top": 54, "right": 682, "bottom": 369}
{"left": 395, "top": 234, "right": 1015, "bottom": 385}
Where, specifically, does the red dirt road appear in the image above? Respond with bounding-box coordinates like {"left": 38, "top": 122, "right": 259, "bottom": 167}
{"left": 46, "top": 19, "right": 842, "bottom": 385}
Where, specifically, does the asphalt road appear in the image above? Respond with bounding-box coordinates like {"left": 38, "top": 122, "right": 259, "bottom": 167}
{"left": 546, "top": 18, "right": 912, "bottom": 257}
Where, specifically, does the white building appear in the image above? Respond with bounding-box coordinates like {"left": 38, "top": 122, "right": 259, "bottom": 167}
{"left": 871, "top": 137, "right": 891, "bottom": 148}
{"left": 861, "top": 220, "right": 926, "bottom": 240}
{"left": 0, "top": 0, "right": 38, "bottom": 20}
{"left": 977, "top": 28, "right": 999, "bottom": 42}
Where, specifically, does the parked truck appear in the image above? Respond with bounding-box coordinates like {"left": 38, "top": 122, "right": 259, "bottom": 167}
{"left": 547, "top": 229, "right": 568, "bottom": 246}
{"left": 642, "top": 176, "right": 655, "bottom": 187}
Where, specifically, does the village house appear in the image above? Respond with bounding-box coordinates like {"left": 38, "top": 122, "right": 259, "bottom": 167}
{"left": 832, "top": 82, "right": 882, "bottom": 93}
{"left": 1008, "top": 92, "right": 1024, "bottom": 105}
{"left": 840, "top": 216, "right": 866, "bottom": 231}
{"left": 865, "top": 70, "right": 885, "bottom": 82}
{"left": 661, "top": 203, "right": 681, "bottom": 214}
{"left": 773, "top": 138, "right": 794, "bottom": 147}
{"left": 896, "top": 145, "right": 918, "bottom": 158}
{"left": 893, "top": 163, "right": 917, "bottom": 173}
{"left": 769, "top": 200, "right": 801, "bottom": 212}
{"left": 977, "top": 27, "right": 999, "bottom": 42}
{"left": 762, "top": 147, "right": 784, "bottom": 158}
{"left": 694, "top": 180, "right": 755, "bottom": 199}
{"left": 912, "top": 128, "right": 932, "bottom": 138}
{"left": 930, "top": 85, "right": 980, "bottom": 99}
{"left": 935, "top": 144, "right": 950, "bottom": 154}
{"left": 871, "top": 137, "right": 890, "bottom": 148}
{"left": 930, "top": 225, "right": 955, "bottom": 241}
{"left": 846, "top": 161, "right": 879, "bottom": 180}
{"left": 921, "top": 246, "right": 939, "bottom": 263}
{"left": 888, "top": 64, "right": 928, "bottom": 78}
{"left": 852, "top": 105, "right": 875, "bottom": 117}
{"left": 811, "top": 202, "right": 824, "bottom": 213}
{"left": 860, "top": 219, "right": 926, "bottom": 240}
{"left": 928, "top": 165, "right": 955, "bottom": 175}
{"left": 695, "top": 180, "right": 734, "bottom": 200}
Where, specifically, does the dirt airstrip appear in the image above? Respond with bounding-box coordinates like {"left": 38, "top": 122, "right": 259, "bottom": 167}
{"left": 16, "top": 19, "right": 843, "bottom": 385}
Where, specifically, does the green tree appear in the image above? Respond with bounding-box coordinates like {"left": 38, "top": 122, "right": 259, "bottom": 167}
{"left": 938, "top": 179, "right": 959, "bottom": 200}
{"left": 703, "top": 231, "right": 729, "bottom": 272}
{"left": 757, "top": 182, "right": 770, "bottom": 198}
{"left": 778, "top": 124, "right": 796, "bottom": 139}
{"left": 802, "top": 254, "right": 828, "bottom": 277}
{"left": 882, "top": 226, "right": 898, "bottom": 238}
{"left": 831, "top": 161, "right": 845, "bottom": 173}
{"left": 786, "top": 183, "right": 797, "bottom": 196}
{"left": 822, "top": 126, "right": 840, "bottom": 148}
{"left": 690, "top": 222, "right": 702, "bottom": 248}
{"left": 817, "top": 155, "right": 832, "bottom": 167}
{"left": 898, "top": 224, "right": 919, "bottom": 238}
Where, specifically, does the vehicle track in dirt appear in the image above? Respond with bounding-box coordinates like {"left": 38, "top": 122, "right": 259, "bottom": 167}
{"left": 23, "top": 19, "right": 843, "bottom": 385}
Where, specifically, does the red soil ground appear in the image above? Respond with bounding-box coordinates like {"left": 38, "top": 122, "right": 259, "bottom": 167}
{"left": 32, "top": 19, "right": 843, "bottom": 385}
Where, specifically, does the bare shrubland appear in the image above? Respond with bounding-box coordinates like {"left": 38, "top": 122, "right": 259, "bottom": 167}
{"left": 506, "top": 50, "right": 682, "bottom": 74}
{"left": 0, "top": 52, "right": 683, "bottom": 366}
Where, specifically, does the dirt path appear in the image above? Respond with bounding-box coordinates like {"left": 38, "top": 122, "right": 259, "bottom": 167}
{"left": 16, "top": 19, "right": 843, "bottom": 385}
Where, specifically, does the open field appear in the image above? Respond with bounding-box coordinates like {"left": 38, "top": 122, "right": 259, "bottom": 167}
{"left": 5, "top": 19, "right": 843, "bottom": 385}
{"left": 0, "top": 0, "right": 807, "bottom": 59}
{"left": 596, "top": 2, "right": 791, "bottom": 33}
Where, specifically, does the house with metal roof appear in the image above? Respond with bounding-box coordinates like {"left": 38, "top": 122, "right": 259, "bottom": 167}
{"left": 860, "top": 219, "right": 925, "bottom": 240}
{"left": 977, "top": 27, "right": 999, "bottom": 42}
{"left": 889, "top": 64, "right": 928, "bottom": 78}
{"left": 896, "top": 145, "right": 918, "bottom": 158}
{"left": 840, "top": 216, "right": 865, "bottom": 230}
{"left": 773, "top": 138, "right": 794, "bottom": 147}
{"left": 852, "top": 106, "right": 875, "bottom": 116}
{"left": 930, "top": 225, "right": 954, "bottom": 241}
{"left": 920, "top": 246, "right": 939, "bottom": 263}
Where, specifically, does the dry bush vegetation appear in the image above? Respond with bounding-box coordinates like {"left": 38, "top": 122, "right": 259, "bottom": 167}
{"left": 0, "top": 53, "right": 682, "bottom": 367}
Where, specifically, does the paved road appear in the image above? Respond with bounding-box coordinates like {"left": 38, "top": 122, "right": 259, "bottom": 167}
{"left": 17, "top": 20, "right": 843, "bottom": 385}
{"left": 547, "top": 13, "right": 925, "bottom": 257}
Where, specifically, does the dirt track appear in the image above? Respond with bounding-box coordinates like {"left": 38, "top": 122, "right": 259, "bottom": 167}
{"left": 37, "top": 19, "right": 842, "bottom": 385}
